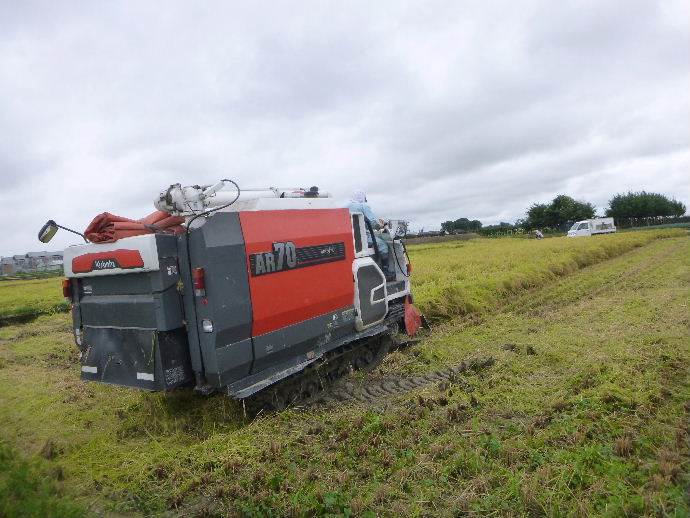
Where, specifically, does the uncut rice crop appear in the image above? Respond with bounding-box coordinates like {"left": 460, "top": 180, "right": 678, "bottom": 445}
{"left": 2, "top": 228, "right": 683, "bottom": 323}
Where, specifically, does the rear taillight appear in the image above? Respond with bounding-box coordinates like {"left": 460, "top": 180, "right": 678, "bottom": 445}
{"left": 192, "top": 267, "right": 206, "bottom": 297}
{"left": 407, "top": 262, "right": 413, "bottom": 275}
{"left": 62, "top": 278, "right": 72, "bottom": 300}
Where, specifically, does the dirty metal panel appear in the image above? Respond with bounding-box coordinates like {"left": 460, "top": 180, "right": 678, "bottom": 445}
{"left": 80, "top": 326, "right": 192, "bottom": 390}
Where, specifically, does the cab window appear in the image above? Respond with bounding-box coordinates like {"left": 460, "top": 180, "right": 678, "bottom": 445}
{"left": 578, "top": 223, "right": 589, "bottom": 230}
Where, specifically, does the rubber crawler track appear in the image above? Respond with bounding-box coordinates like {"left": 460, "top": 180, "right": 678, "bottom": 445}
{"left": 244, "top": 331, "right": 396, "bottom": 415}
{"left": 246, "top": 353, "right": 495, "bottom": 415}
{"left": 302, "top": 356, "right": 495, "bottom": 407}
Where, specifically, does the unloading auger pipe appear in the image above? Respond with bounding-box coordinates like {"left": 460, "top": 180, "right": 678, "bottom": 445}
{"left": 155, "top": 181, "right": 331, "bottom": 216}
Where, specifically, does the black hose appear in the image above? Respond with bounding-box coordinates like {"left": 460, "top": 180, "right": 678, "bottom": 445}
{"left": 54, "top": 222, "right": 88, "bottom": 242}
{"left": 364, "top": 218, "right": 382, "bottom": 267}
{"left": 392, "top": 240, "right": 411, "bottom": 278}
{"left": 186, "top": 179, "right": 242, "bottom": 228}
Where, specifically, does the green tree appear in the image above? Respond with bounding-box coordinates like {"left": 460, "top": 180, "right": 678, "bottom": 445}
{"left": 441, "top": 218, "right": 483, "bottom": 233}
{"left": 606, "top": 191, "right": 686, "bottom": 219}
{"left": 453, "top": 218, "right": 472, "bottom": 231}
{"left": 441, "top": 221, "right": 455, "bottom": 233}
{"left": 525, "top": 203, "right": 549, "bottom": 229}
{"left": 525, "top": 195, "right": 595, "bottom": 229}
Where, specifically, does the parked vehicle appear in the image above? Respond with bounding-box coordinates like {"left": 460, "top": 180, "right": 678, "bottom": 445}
{"left": 567, "top": 218, "right": 616, "bottom": 238}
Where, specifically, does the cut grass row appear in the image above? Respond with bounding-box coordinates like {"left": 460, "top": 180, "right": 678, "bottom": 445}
{"left": 410, "top": 228, "right": 686, "bottom": 320}
{"left": 0, "top": 235, "right": 688, "bottom": 515}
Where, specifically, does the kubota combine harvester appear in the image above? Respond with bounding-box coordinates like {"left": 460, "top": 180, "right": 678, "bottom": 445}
{"left": 38, "top": 180, "right": 424, "bottom": 409}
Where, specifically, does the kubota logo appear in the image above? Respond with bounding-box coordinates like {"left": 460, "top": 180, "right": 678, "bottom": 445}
{"left": 92, "top": 259, "right": 119, "bottom": 270}
{"left": 72, "top": 249, "right": 144, "bottom": 273}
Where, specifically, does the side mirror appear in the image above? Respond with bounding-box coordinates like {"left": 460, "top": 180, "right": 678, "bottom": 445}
{"left": 38, "top": 220, "right": 59, "bottom": 243}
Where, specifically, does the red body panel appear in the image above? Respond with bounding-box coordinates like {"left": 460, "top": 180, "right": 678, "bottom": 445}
{"left": 239, "top": 209, "right": 355, "bottom": 336}
{"left": 72, "top": 249, "right": 144, "bottom": 273}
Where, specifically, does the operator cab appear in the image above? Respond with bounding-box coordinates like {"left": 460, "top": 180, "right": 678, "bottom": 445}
{"left": 350, "top": 212, "right": 410, "bottom": 317}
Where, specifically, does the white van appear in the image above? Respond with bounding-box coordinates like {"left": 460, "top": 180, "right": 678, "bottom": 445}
{"left": 567, "top": 217, "right": 616, "bottom": 238}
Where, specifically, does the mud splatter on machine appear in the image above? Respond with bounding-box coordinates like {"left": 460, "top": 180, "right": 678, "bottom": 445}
{"left": 39, "top": 180, "right": 423, "bottom": 409}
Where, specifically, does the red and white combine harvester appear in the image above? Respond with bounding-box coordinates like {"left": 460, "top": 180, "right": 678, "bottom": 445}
{"left": 38, "top": 180, "right": 424, "bottom": 409}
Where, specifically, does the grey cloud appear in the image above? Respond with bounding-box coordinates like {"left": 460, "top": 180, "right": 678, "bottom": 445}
{"left": 0, "top": 0, "right": 688, "bottom": 254}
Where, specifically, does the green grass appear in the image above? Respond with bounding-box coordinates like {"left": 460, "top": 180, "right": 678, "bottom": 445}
{"left": 0, "top": 440, "right": 85, "bottom": 518}
{"left": 0, "top": 269, "right": 62, "bottom": 281}
{"left": 0, "top": 277, "right": 66, "bottom": 320}
{"left": 0, "top": 233, "right": 688, "bottom": 516}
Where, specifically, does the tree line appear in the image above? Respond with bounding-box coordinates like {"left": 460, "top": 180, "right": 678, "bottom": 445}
{"left": 440, "top": 191, "right": 687, "bottom": 234}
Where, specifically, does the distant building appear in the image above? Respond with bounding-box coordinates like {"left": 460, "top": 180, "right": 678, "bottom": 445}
{"left": 0, "top": 251, "right": 63, "bottom": 275}
{"left": 1, "top": 257, "right": 15, "bottom": 275}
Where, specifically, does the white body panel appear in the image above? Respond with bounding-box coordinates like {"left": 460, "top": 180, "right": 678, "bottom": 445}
{"left": 63, "top": 234, "right": 161, "bottom": 278}
{"left": 567, "top": 218, "right": 616, "bottom": 238}
{"left": 217, "top": 197, "right": 337, "bottom": 212}
{"left": 352, "top": 257, "right": 388, "bottom": 331}
{"left": 350, "top": 210, "right": 410, "bottom": 302}
{"left": 185, "top": 198, "right": 339, "bottom": 228}
{"left": 385, "top": 241, "right": 411, "bottom": 300}
{"left": 350, "top": 211, "right": 376, "bottom": 259}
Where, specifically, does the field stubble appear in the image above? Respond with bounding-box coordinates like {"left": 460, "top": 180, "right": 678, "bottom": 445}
{"left": 411, "top": 228, "right": 685, "bottom": 320}
{"left": 0, "top": 229, "right": 688, "bottom": 516}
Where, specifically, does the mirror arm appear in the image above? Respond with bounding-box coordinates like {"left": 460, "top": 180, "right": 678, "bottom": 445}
{"left": 55, "top": 224, "right": 88, "bottom": 242}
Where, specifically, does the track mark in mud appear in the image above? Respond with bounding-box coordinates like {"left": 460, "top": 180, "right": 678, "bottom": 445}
{"left": 299, "top": 356, "right": 495, "bottom": 408}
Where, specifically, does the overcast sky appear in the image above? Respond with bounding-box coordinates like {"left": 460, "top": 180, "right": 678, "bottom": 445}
{"left": 1, "top": 0, "right": 688, "bottom": 255}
